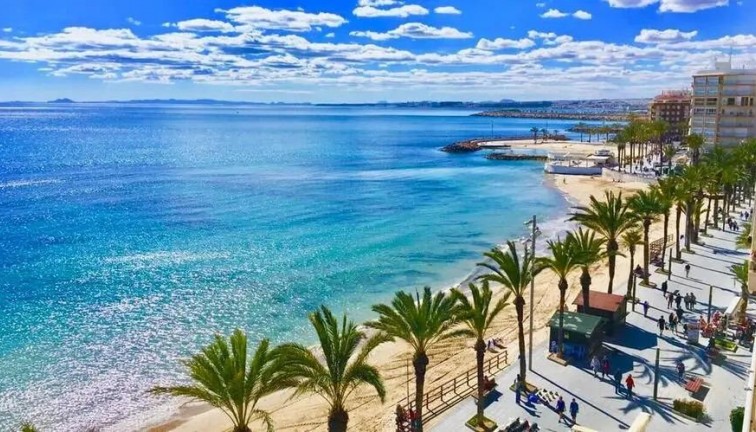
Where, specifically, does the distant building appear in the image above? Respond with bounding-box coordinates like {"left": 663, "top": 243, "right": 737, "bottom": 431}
{"left": 648, "top": 90, "right": 691, "bottom": 140}
{"left": 690, "top": 61, "right": 756, "bottom": 147}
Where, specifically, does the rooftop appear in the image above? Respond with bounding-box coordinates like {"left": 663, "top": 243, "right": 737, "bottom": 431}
{"left": 573, "top": 290, "right": 626, "bottom": 313}
{"left": 548, "top": 311, "right": 605, "bottom": 337}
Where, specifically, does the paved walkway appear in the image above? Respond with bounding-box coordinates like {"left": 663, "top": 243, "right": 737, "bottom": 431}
{"left": 432, "top": 210, "right": 754, "bottom": 432}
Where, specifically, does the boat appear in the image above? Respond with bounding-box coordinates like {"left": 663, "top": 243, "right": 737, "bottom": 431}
{"left": 543, "top": 150, "right": 614, "bottom": 175}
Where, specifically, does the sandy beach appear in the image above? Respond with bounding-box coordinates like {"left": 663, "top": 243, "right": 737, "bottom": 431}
{"left": 149, "top": 150, "right": 662, "bottom": 432}
{"left": 481, "top": 138, "right": 616, "bottom": 156}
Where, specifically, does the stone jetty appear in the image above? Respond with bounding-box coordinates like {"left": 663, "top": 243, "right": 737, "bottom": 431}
{"left": 440, "top": 136, "right": 531, "bottom": 153}
{"left": 485, "top": 153, "right": 548, "bottom": 161}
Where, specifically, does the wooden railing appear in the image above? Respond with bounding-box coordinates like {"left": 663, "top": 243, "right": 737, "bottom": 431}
{"left": 396, "top": 348, "right": 509, "bottom": 427}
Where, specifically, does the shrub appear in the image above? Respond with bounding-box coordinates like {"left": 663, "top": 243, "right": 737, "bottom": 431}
{"left": 673, "top": 399, "right": 705, "bottom": 420}
{"left": 731, "top": 406, "right": 744, "bottom": 432}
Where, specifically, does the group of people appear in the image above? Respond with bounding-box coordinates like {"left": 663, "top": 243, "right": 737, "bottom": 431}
{"left": 514, "top": 374, "right": 580, "bottom": 426}
{"left": 726, "top": 217, "right": 742, "bottom": 232}
{"left": 588, "top": 354, "right": 636, "bottom": 399}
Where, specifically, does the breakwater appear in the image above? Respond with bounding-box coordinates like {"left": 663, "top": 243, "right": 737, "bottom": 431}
{"left": 485, "top": 153, "right": 548, "bottom": 161}
{"left": 472, "top": 111, "right": 630, "bottom": 122}
{"left": 440, "top": 136, "right": 532, "bottom": 153}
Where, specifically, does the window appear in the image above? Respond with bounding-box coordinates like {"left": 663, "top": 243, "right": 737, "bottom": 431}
{"left": 726, "top": 98, "right": 735, "bottom": 106}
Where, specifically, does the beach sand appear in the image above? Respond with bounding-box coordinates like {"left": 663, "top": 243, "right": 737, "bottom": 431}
{"left": 150, "top": 170, "right": 664, "bottom": 432}
{"left": 482, "top": 139, "right": 615, "bottom": 156}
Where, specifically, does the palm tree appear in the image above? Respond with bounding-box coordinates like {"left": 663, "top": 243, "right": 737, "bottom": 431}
{"left": 628, "top": 190, "right": 662, "bottom": 285}
{"left": 570, "top": 191, "right": 636, "bottom": 293}
{"left": 653, "top": 177, "right": 677, "bottom": 267}
{"left": 530, "top": 127, "right": 539, "bottom": 144}
{"left": 151, "top": 330, "right": 291, "bottom": 432}
{"left": 277, "top": 307, "right": 386, "bottom": 432}
{"left": 620, "top": 229, "right": 644, "bottom": 297}
{"left": 663, "top": 144, "right": 676, "bottom": 172}
{"left": 679, "top": 165, "right": 705, "bottom": 250}
{"left": 685, "top": 133, "right": 705, "bottom": 166}
{"left": 737, "top": 222, "right": 752, "bottom": 249}
{"left": 451, "top": 281, "right": 510, "bottom": 427}
{"left": 537, "top": 238, "right": 580, "bottom": 358}
{"left": 477, "top": 241, "right": 541, "bottom": 384}
{"left": 367, "top": 287, "right": 462, "bottom": 432}
{"left": 576, "top": 122, "right": 587, "bottom": 142}
{"left": 20, "top": 424, "right": 38, "bottom": 432}
{"left": 731, "top": 261, "right": 750, "bottom": 319}
{"left": 567, "top": 228, "right": 607, "bottom": 312}
{"left": 541, "top": 128, "right": 549, "bottom": 143}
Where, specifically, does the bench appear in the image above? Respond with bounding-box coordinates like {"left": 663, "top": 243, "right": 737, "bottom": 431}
{"left": 684, "top": 376, "right": 704, "bottom": 394}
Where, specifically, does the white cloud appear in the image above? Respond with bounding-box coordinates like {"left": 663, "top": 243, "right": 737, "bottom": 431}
{"left": 351, "top": 22, "right": 472, "bottom": 40}
{"left": 573, "top": 10, "right": 592, "bottom": 19}
{"left": 536, "top": 2, "right": 547, "bottom": 7}
{"left": 434, "top": 6, "right": 462, "bottom": 14}
{"left": 527, "top": 30, "right": 574, "bottom": 45}
{"left": 541, "top": 8, "right": 569, "bottom": 18}
{"left": 325, "top": 32, "right": 335, "bottom": 38}
{"left": 353, "top": 4, "right": 429, "bottom": 18}
{"left": 2, "top": 28, "right": 11, "bottom": 33}
{"left": 476, "top": 37, "right": 535, "bottom": 50}
{"left": 167, "top": 19, "right": 236, "bottom": 33}
{"left": 602, "top": 0, "right": 729, "bottom": 12}
{"left": 635, "top": 29, "right": 698, "bottom": 43}
{"left": 218, "top": 6, "right": 347, "bottom": 31}
{"left": 126, "top": 17, "right": 142, "bottom": 26}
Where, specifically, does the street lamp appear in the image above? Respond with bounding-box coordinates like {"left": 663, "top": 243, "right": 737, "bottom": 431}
{"left": 632, "top": 267, "right": 644, "bottom": 312}
{"left": 524, "top": 216, "right": 540, "bottom": 371}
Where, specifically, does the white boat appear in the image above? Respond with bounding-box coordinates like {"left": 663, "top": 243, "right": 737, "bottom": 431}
{"left": 544, "top": 150, "right": 614, "bottom": 175}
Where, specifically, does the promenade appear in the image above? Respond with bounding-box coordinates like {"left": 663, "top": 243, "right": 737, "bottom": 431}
{"left": 431, "top": 210, "right": 753, "bottom": 431}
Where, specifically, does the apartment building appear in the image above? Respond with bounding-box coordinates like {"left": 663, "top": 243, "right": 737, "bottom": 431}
{"left": 690, "top": 61, "right": 756, "bottom": 147}
{"left": 648, "top": 90, "right": 691, "bottom": 140}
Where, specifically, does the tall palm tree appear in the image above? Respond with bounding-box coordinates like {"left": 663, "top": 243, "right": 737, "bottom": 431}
{"left": 20, "top": 424, "right": 38, "bottom": 432}
{"left": 628, "top": 190, "right": 662, "bottom": 284}
{"left": 451, "top": 281, "right": 510, "bottom": 427}
{"left": 541, "top": 128, "right": 549, "bottom": 143}
{"left": 731, "top": 261, "right": 750, "bottom": 319}
{"left": 685, "top": 133, "right": 705, "bottom": 166}
{"left": 367, "top": 287, "right": 462, "bottom": 432}
{"left": 576, "top": 122, "right": 587, "bottom": 142}
{"left": 621, "top": 229, "right": 644, "bottom": 297}
{"left": 277, "top": 307, "right": 386, "bottom": 432}
{"left": 570, "top": 191, "right": 636, "bottom": 293}
{"left": 663, "top": 144, "right": 676, "bottom": 172}
{"left": 653, "top": 177, "right": 677, "bottom": 267}
{"left": 567, "top": 228, "right": 607, "bottom": 312}
{"left": 477, "top": 241, "right": 541, "bottom": 384}
{"left": 537, "top": 238, "right": 580, "bottom": 358}
{"left": 530, "top": 127, "right": 539, "bottom": 144}
{"left": 737, "top": 223, "right": 752, "bottom": 249}
{"left": 151, "top": 330, "right": 291, "bottom": 432}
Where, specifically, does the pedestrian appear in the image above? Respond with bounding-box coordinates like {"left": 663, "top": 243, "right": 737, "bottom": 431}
{"left": 667, "top": 293, "right": 674, "bottom": 309}
{"left": 676, "top": 361, "right": 685, "bottom": 380}
{"left": 669, "top": 312, "right": 676, "bottom": 332}
{"left": 675, "top": 293, "right": 683, "bottom": 309}
{"left": 683, "top": 293, "right": 689, "bottom": 309}
{"left": 590, "top": 355, "right": 600, "bottom": 377}
{"left": 661, "top": 280, "right": 668, "bottom": 297}
{"left": 556, "top": 396, "right": 566, "bottom": 423}
{"left": 602, "top": 355, "right": 610, "bottom": 378}
{"left": 685, "top": 264, "right": 691, "bottom": 278}
{"left": 613, "top": 369, "right": 622, "bottom": 394}
{"left": 691, "top": 293, "right": 697, "bottom": 309}
{"left": 676, "top": 306, "right": 684, "bottom": 322}
{"left": 625, "top": 374, "right": 635, "bottom": 399}
{"left": 515, "top": 374, "right": 522, "bottom": 404}
{"left": 570, "top": 398, "right": 579, "bottom": 424}
{"left": 643, "top": 300, "right": 650, "bottom": 317}
{"left": 658, "top": 316, "right": 666, "bottom": 335}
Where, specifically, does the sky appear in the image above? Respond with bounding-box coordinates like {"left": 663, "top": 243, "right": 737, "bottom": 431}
{"left": 0, "top": 0, "right": 755, "bottom": 102}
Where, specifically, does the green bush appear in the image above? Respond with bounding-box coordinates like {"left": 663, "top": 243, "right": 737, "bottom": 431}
{"left": 673, "top": 399, "right": 705, "bottom": 420}
{"left": 731, "top": 406, "right": 744, "bottom": 432}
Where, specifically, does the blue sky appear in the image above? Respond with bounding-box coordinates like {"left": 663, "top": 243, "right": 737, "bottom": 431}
{"left": 0, "top": 0, "right": 754, "bottom": 102}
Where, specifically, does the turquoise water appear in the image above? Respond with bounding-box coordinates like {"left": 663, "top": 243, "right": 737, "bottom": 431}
{"left": 0, "top": 105, "right": 579, "bottom": 430}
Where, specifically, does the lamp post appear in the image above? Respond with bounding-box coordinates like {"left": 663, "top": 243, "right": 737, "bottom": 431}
{"left": 524, "top": 216, "right": 539, "bottom": 371}
{"left": 632, "top": 267, "right": 644, "bottom": 312}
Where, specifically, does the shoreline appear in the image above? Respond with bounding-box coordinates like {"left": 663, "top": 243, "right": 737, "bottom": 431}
{"left": 146, "top": 144, "right": 650, "bottom": 432}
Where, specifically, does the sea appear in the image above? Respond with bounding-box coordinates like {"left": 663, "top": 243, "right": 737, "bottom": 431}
{"left": 0, "top": 104, "right": 594, "bottom": 431}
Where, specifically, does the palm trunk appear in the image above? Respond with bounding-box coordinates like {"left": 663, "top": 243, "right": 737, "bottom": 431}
{"left": 642, "top": 219, "right": 650, "bottom": 284}
{"left": 474, "top": 338, "right": 486, "bottom": 425}
{"left": 515, "top": 296, "right": 527, "bottom": 383}
{"left": 685, "top": 198, "right": 693, "bottom": 251}
{"left": 704, "top": 197, "right": 711, "bottom": 235}
{"left": 413, "top": 352, "right": 429, "bottom": 432}
{"left": 607, "top": 239, "right": 618, "bottom": 293}
{"left": 723, "top": 195, "right": 729, "bottom": 230}
{"left": 661, "top": 211, "right": 669, "bottom": 266}
{"left": 675, "top": 205, "right": 682, "bottom": 260}
{"left": 693, "top": 195, "right": 702, "bottom": 243}
{"left": 627, "top": 248, "right": 635, "bottom": 297}
{"left": 558, "top": 278, "right": 568, "bottom": 358}
{"left": 328, "top": 407, "right": 349, "bottom": 432}
{"left": 741, "top": 285, "right": 749, "bottom": 319}
{"left": 580, "top": 267, "right": 591, "bottom": 312}
{"left": 713, "top": 197, "right": 720, "bottom": 228}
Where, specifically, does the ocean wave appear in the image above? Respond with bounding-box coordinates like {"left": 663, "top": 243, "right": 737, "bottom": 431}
{"left": 0, "top": 179, "right": 62, "bottom": 189}
{"left": 103, "top": 251, "right": 230, "bottom": 267}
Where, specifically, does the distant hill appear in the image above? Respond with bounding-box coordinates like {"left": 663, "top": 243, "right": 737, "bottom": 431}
{"left": 48, "top": 98, "right": 75, "bottom": 103}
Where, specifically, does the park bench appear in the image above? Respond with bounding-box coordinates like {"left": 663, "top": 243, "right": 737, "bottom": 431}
{"left": 684, "top": 376, "right": 704, "bottom": 394}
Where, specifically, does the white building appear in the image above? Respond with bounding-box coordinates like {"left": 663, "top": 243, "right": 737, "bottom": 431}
{"left": 690, "top": 61, "right": 756, "bottom": 147}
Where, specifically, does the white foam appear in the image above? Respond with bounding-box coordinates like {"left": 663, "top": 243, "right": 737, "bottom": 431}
{"left": 0, "top": 179, "right": 62, "bottom": 189}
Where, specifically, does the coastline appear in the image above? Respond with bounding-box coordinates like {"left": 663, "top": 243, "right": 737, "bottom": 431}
{"left": 146, "top": 143, "right": 655, "bottom": 432}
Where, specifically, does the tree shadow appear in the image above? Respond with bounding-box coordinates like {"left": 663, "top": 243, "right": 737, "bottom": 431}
{"left": 608, "top": 323, "right": 659, "bottom": 351}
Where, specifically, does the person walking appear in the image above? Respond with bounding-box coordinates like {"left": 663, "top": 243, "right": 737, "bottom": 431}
{"left": 556, "top": 396, "right": 566, "bottom": 423}
{"left": 684, "top": 293, "right": 690, "bottom": 309}
{"left": 691, "top": 293, "right": 697, "bottom": 309}
{"left": 625, "top": 374, "right": 635, "bottom": 399}
{"left": 658, "top": 315, "right": 666, "bottom": 336}
{"left": 661, "top": 280, "right": 668, "bottom": 297}
{"left": 602, "top": 356, "right": 610, "bottom": 378}
{"left": 668, "top": 312, "right": 676, "bottom": 333}
{"left": 667, "top": 292, "right": 674, "bottom": 309}
{"left": 676, "top": 306, "right": 684, "bottom": 322}
{"left": 570, "top": 398, "right": 579, "bottom": 424}
{"left": 685, "top": 264, "right": 691, "bottom": 278}
{"left": 590, "top": 355, "right": 601, "bottom": 377}
{"left": 613, "top": 369, "right": 622, "bottom": 394}
{"left": 643, "top": 300, "right": 650, "bottom": 317}
{"left": 675, "top": 292, "right": 683, "bottom": 309}
{"left": 515, "top": 374, "right": 522, "bottom": 404}
{"left": 676, "top": 361, "right": 685, "bottom": 380}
